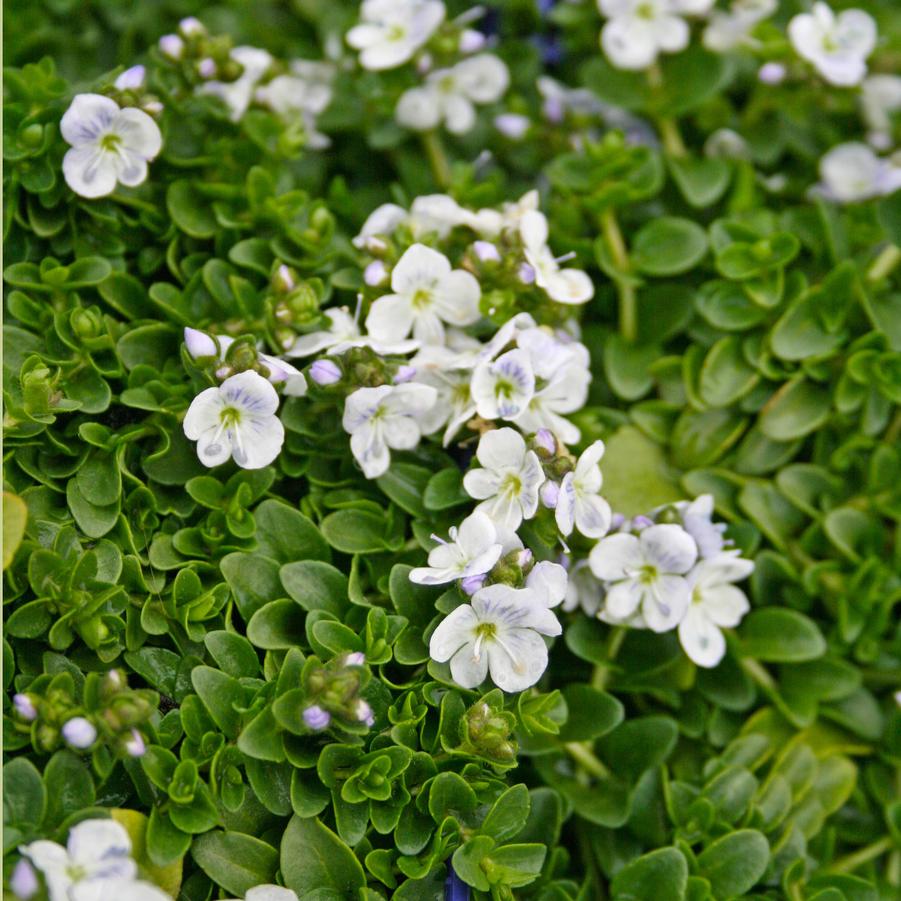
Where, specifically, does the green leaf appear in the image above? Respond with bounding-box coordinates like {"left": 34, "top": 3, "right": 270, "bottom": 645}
{"left": 204, "top": 631, "right": 260, "bottom": 679}
{"left": 611, "top": 847, "right": 688, "bottom": 901}
{"left": 255, "top": 500, "right": 330, "bottom": 564}
{"left": 247, "top": 599, "right": 307, "bottom": 649}
{"left": 877, "top": 189, "right": 901, "bottom": 246}
{"left": 376, "top": 463, "right": 431, "bottom": 517}
{"left": 696, "top": 829, "right": 769, "bottom": 898}
{"left": 557, "top": 685, "right": 624, "bottom": 742}
{"left": 739, "top": 609, "right": 826, "bottom": 663}
{"left": 321, "top": 509, "right": 393, "bottom": 554}
{"left": 601, "top": 426, "right": 681, "bottom": 515}
{"left": 632, "top": 217, "right": 708, "bottom": 276}
{"left": 759, "top": 378, "right": 831, "bottom": 441}
{"left": 668, "top": 156, "right": 732, "bottom": 208}
{"left": 190, "top": 666, "right": 244, "bottom": 738}
{"left": 280, "top": 815, "right": 366, "bottom": 897}
{"left": 3, "top": 757, "right": 46, "bottom": 827}
{"left": 280, "top": 560, "right": 348, "bottom": 615}
{"left": 3, "top": 491, "right": 27, "bottom": 569}
{"left": 480, "top": 784, "right": 530, "bottom": 844}
{"left": 192, "top": 830, "right": 279, "bottom": 896}
{"left": 167, "top": 180, "right": 217, "bottom": 238}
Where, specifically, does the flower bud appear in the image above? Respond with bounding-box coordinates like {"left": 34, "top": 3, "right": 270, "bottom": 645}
{"left": 13, "top": 693, "right": 37, "bottom": 721}
{"left": 159, "top": 34, "right": 184, "bottom": 60}
{"left": 610, "top": 512, "right": 625, "bottom": 530}
{"left": 518, "top": 263, "right": 536, "bottom": 285}
{"left": 124, "top": 729, "right": 146, "bottom": 757}
{"left": 115, "top": 65, "right": 146, "bottom": 90}
{"left": 179, "top": 16, "right": 206, "bottom": 37}
{"left": 632, "top": 514, "right": 654, "bottom": 530}
{"left": 345, "top": 652, "right": 366, "bottom": 667}
{"left": 540, "top": 480, "right": 560, "bottom": 509}
{"left": 393, "top": 365, "right": 417, "bottom": 384}
{"left": 543, "top": 96, "right": 565, "bottom": 124}
{"left": 142, "top": 100, "right": 164, "bottom": 116}
{"left": 758, "top": 62, "right": 786, "bottom": 85}
{"left": 416, "top": 53, "right": 433, "bottom": 75}
{"left": 472, "top": 240, "right": 501, "bottom": 263}
{"left": 197, "top": 57, "right": 217, "bottom": 79}
{"left": 494, "top": 113, "right": 530, "bottom": 140}
{"left": 364, "top": 260, "right": 388, "bottom": 286}
{"left": 184, "top": 328, "right": 219, "bottom": 360}
{"left": 310, "top": 359, "right": 342, "bottom": 385}
{"left": 516, "top": 549, "right": 533, "bottom": 569}
{"left": 459, "top": 29, "right": 487, "bottom": 54}
{"left": 461, "top": 573, "right": 487, "bottom": 596}
{"left": 534, "top": 428, "right": 556, "bottom": 455}
{"left": 303, "top": 705, "right": 331, "bottom": 731}
{"left": 273, "top": 264, "right": 296, "bottom": 293}
{"left": 10, "top": 859, "right": 38, "bottom": 900}
{"left": 62, "top": 717, "right": 97, "bottom": 749}
{"left": 355, "top": 700, "right": 375, "bottom": 727}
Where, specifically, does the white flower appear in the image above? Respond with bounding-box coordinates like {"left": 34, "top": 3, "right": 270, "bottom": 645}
{"left": 788, "top": 2, "right": 876, "bottom": 87}
{"left": 286, "top": 306, "right": 419, "bottom": 357}
{"left": 463, "top": 428, "right": 545, "bottom": 531}
{"left": 562, "top": 559, "right": 604, "bottom": 616}
{"left": 60, "top": 94, "right": 162, "bottom": 199}
{"left": 677, "top": 494, "right": 726, "bottom": 559}
{"left": 365, "top": 244, "right": 481, "bottom": 345}
{"left": 520, "top": 210, "right": 593, "bottom": 304}
{"left": 347, "top": 0, "right": 445, "bottom": 71}
{"left": 429, "top": 584, "right": 562, "bottom": 691}
{"left": 198, "top": 46, "right": 273, "bottom": 120}
{"left": 396, "top": 54, "right": 510, "bottom": 134}
{"left": 410, "top": 346, "right": 477, "bottom": 444}
{"left": 703, "top": 0, "right": 776, "bottom": 52}
{"left": 817, "top": 142, "right": 901, "bottom": 203}
{"left": 589, "top": 523, "right": 698, "bottom": 632}
{"left": 184, "top": 370, "right": 285, "bottom": 469}
{"left": 20, "top": 820, "right": 170, "bottom": 901}
{"left": 678, "top": 552, "right": 753, "bottom": 667}
{"left": 861, "top": 75, "right": 901, "bottom": 149}
{"left": 598, "top": 0, "right": 713, "bottom": 71}
{"left": 525, "top": 561, "right": 569, "bottom": 608}
{"left": 255, "top": 72, "right": 332, "bottom": 148}
{"left": 410, "top": 511, "right": 504, "bottom": 585}
{"left": 342, "top": 383, "right": 437, "bottom": 478}
{"left": 556, "top": 441, "right": 612, "bottom": 539}
{"left": 470, "top": 348, "right": 535, "bottom": 421}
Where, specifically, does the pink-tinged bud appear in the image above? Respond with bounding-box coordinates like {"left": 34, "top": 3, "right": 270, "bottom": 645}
{"left": 632, "top": 514, "right": 654, "bottom": 530}
{"left": 303, "top": 705, "right": 331, "bottom": 730}
{"left": 393, "top": 365, "right": 417, "bottom": 384}
{"left": 461, "top": 573, "right": 487, "bottom": 596}
{"left": 13, "top": 694, "right": 37, "bottom": 721}
{"left": 215, "top": 365, "right": 231, "bottom": 379}
{"left": 494, "top": 113, "right": 530, "bottom": 140}
{"left": 610, "top": 512, "right": 625, "bottom": 530}
{"left": 179, "top": 16, "right": 206, "bottom": 37}
{"left": 197, "top": 58, "right": 217, "bottom": 79}
{"left": 540, "top": 480, "right": 560, "bottom": 509}
{"left": 10, "top": 859, "right": 38, "bottom": 900}
{"left": 542, "top": 97, "right": 565, "bottom": 124}
{"left": 124, "top": 729, "right": 146, "bottom": 757}
{"left": 355, "top": 700, "right": 375, "bottom": 727}
{"left": 142, "top": 100, "right": 164, "bottom": 116}
{"left": 273, "top": 263, "right": 295, "bottom": 292}
{"left": 473, "top": 240, "right": 501, "bottom": 263}
{"left": 364, "top": 259, "right": 388, "bottom": 286}
{"left": 310, "top": 359, "right": 342, "bottom": 385}
{"left": 758, "top": 62, "right": 786, "bottom": 85}
{"left": 518, "top": 263, "right": 536, "bottom": 285}
{"left": 62, "top": 717, "right": 97, "bottom": 749}
{"left": 535, "top": 428, "right": 556, "bottom": 454}
{"left": 516, "top": 549, "right": 533, "bottom": 568}
{"left": 416, "top": 53, "right": 433, "bottom": 76}
{"left": 345, "top": 652, "right": 366, "bottom": 667}
{"left": 159, "top": 34, "right": 184, "bottom": 60}
{"left": 184, "top": 327, "right": 219, "bottom": 359}
{"left": 115, "top": 65, "right": 146, "bottom": 90}
{"left": 459, "top": 29, "right": 487, "bottom": 54}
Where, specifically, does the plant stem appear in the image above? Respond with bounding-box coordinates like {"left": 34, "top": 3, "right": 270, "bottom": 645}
{"left": 825, "top": 837, "right": 894, "bottom": 875}
{"left": 591, "top": 626, "right": 626, "bottom": 690}
{"left": 866, "top": 244, "right": 901, "bottom": 282}
{"left": 421, "top": 130, "right": 451, "bottom": 189}
{"left": 599, "top": 207, "right": 637, "bottom": 342}
{"left": 739, "top": 654, "right": 776, "bottom": 692}
{"left": 564, "top": 741, "right": 611, "bottom": 780}
{"left": 885, "top": 408, "right": 901, "bottom": 446}
{"left": 657, "top": 116, "right": 687, "bottom": 157}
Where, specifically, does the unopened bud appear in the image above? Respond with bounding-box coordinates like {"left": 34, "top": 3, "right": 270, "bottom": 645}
{"left": 115, "top": 65, "right": 146, "bottom": 90}
{"left": 124, "top": 729, "right": 146, "bottom": 757}
{"left": 310, "top": 359, "right": 342, "bottom": 385}
{"left": 355, "top": 700, "right": 375, "bottom": 727}
{"left": 303, "top": 705, "right": 331, "bottom": 731}
{"left": 179, "top": 16, "right": 206, "bottom": 37}
{"left": 345, "top": 652, "right": 366, "bottom": 667}
{"left": 473, "top": 240, "right": 501, "bottom": 263}
{"left": 364, "top": 260, "right": 388, "bottom": 286}
{"left": 516, "top": 549, "right": 533, "bottom": 569}
{"left": 10, "top": 859, "right": 38, "bottom": 900}
{"left": 62, "top": 717, "right": 97, "bottom": 749}
{"left": 459, "top": 29, "right": 487, "bottom": 54}
{"left": 159, "top": 34, "right": 184, "bottom": 60}
{"left": 393, "top": 365, "right": 417, "bottom": 384}
{"left": 142, "top": 100, "right": 164, "bottom": 116}
{"left": 273, "top": 264, "right": 296, "bottom": 293}
{"left": 610, "top": 512, "right": 625, "bottom": 530}
{"left": 184, "top": 327, "right": 219, "bottom": 359}
{"left": 540, "top": 480, "right": 560, "bottom": 509}
{"left": 632, "top": 514, "right": 654, "bottom": 530}
{"left": 416, "top": 53, "right": 433, "bottom": 76}
{"left": 535, "top": 428, "right": 556, "bottom": 454}
{"left": 518, "top": 263, "right": 536, "bottom": 285}
{"left": 461, "top": 573, "right": 487, "bottom": 596}
{"left": 494, "top": 113, "right": 530, "bottom": 140}
{"left": 197, "top": 58, "right": 217, "bottom": 79}
{"left": 13, "top": 694, "right": 37, "bottom": 722}
{"left": 758, "top": 62, "right": 786, "bottom": 85}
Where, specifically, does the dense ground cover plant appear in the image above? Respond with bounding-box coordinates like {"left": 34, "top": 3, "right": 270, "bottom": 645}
{"left": 4, "top": 1, "right": 901, "bottom": 899}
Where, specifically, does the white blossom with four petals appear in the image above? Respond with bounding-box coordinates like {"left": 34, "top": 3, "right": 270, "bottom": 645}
{"left": 410, "top": 511, "right": 504, "bottom": 585}
{"left": 817, "top": 142, "right": 901, "bottom": 203}
{"left": 347, "top": 0, "right": 445, "bottom": 70}
{"left": 342, "top": 383, "right": 437, "bottom": 478}
{"left": 470, "top": 348, "right": 535, "bottom": 421}
{"left": 788, "top": 2, "right": 876, "bottom": 87}
{"left": 555, "top": 440, "right": 612, "bottom": 539}
{"left": 184, "top": 370, "right": 285, "bottom": 469}
{"left": 61, "top": 94, "right": 162, "bottom": 198}
{"left": 463, "top": 428, "right": 545, "bottom": 531}
{"left": 589, "top": 523, "right": 698, "bottom": 632}
{"left": 520, "top": 210, "right": 593, "bottom": 305}
{"left": 429, "top": 583, "right": 562, "bottom": 691}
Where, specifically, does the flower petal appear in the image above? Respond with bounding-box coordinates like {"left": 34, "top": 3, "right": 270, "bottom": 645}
{"left": 603, "top": 579, "right": 644, "bottom": 621}
{"left": 449, "top": 642, "right": 490, "bottom": 688}
{"left": 678, "top": 607, "right": 726, "bottom": 668}
{"left": 365, "top": 293, "right": 416, "bottom": 344}
{"left": 392, "top": 243, "right": 451, "bottom": 294}
{"left": 486, "top": 629, "right": 548, "bottom": 692}
{"left": 642, "top": 574, "right": 690, "bottom": 633}
{"left": 475, "top": 427, "right": 526, "bottom": 470}
{"left": 113, "top": 107, "right": 163, "bottom": 159}
{"left": 63, "top": 145, "right": 118, "bottom": 198}
{"left": 183, "top": 387, "right": 224, "bottom": 439}
{"left": 60, "top": 94, "right": 119, "bottom": 145}
{"left": 640, "top": 524, "right": 698, "bottom": 574}
{"left": 589, "top": 533, "right": 643, "bottom": 581}
{"left": 221, "top": 370, "right": 280, "bottom": 417}
{"left": 699, "top": 584, "right": 750, "bottom": 628}
{"left": 575, "top": 493, "right": 612, "bottom": 540}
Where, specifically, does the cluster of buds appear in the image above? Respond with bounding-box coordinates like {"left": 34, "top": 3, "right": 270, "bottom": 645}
{"left": 270, "top": 265, "right": 324, "bottom": 342}
{"left": 459, "top": 697, "right": 517, "bottom": 764}
{"left": 158, "top": 17, "right": 241, "bottom": 85}
{"left": 11, "top": 670, "right": 153, "bottom": 757}
{"left": 533, "top": 428, "right": 576, "bottom": 510}
{"left": 415, "top": 6, "right": 488, "bottom": 75}
{"left": 300, "top": 653, "right": 375, "bottom": 733}
{"left": 110, "top": 64, "right": 163, "bottom": 118}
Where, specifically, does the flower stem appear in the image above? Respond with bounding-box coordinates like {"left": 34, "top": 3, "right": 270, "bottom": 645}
{"left": 564, "top": 741, "right": 611, "bottom": 780}
{"left": 825, "top": 837, "right": 894, "bottom": 875}
{"left": 421, "top": 130, "right": 452, "bottom": 189}
{"left": 647, "top": 63, "right": 686, "bottom": 157}
{"left": 866, "top": 244, "right": 901, "bottom": 283}
{"left": 600, "top": 208, "right": 637, "bottom": 342}
{"left": 591, "top": 626, "right": 626, "bottom": 690}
